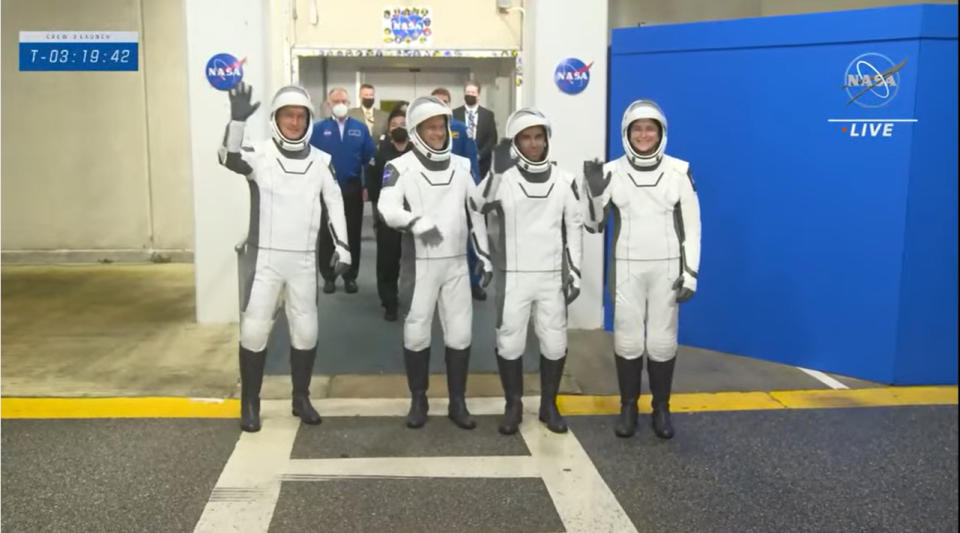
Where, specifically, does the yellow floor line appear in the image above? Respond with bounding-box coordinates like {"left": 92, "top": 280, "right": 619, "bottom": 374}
{"left": 0, "top": 397, "right": 240, "bottom": 419}
{"left": 1, "top": 386, "right": 956, "bottom": 419}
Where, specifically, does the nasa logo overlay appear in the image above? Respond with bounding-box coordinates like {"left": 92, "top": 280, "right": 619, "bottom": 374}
{"left": 554, "top": 58, "right": 593, "bottom": 95}
{"left": 842, "top": 53, "right": 904, "bottom": 108}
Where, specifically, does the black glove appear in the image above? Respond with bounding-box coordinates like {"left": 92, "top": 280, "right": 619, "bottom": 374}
{"left": 672, "top": 277, "right": 695, "bottom": 303}
{"left": 583, "top": 158, "right": 609, "bottom": 197}
{"left": 564, "top": 275, "right": 581, "bottom": 305}
{"left": 473, "top": 259, "right": 493, "bottom": 288}
{"left": 420, "top": 226, "right": 444, "bottom": 247}
{"left": 229, "top": 82, "right": 260, "bottom": 122}
{"left": 331, "top": 249, "right": 350, "bottom": 277}
{"left": 492, "top": 138, "right": 516, "bottom": 175}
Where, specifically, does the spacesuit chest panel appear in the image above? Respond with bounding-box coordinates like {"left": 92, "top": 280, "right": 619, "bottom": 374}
{"left": 609, "top": 157, "right": 681, "bottom": 261}
{"left": 408, "top": 166, "right": 471, "bottom": 259}
{"left": 256, "top": 148, "right": 324, "bottom": 252}
{"left": 501, "top": 171, "right": 565, "bottom": 272}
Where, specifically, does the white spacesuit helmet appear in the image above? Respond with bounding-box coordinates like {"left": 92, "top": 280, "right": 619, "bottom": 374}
{"left": 505, "top": 107, "right": 552, "bottom": 173}
{"left": 621, "top": 99, "right": 667, "bottom": 168}
{"left": 406, "top": 96, "right": 452, "bottom": 161}
{"left": 269, "top": 85, "right": 314, "bottom": 152}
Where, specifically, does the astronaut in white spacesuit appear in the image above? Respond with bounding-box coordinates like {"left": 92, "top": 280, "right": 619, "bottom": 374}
{"left": 584, "top": 99, "right": 701, "bottom": 439}
{"left": 377, "top": 96, "right": 494, "bottom": 430}
{"left": 218, "top": 82, "right": 351, "bottom": 432}
{"left": 474, "top": 108, "right": 584, "bottom": 435}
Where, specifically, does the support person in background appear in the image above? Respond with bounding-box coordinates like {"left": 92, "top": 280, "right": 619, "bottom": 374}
{"left": 367, "top": 105, "right": 412, "bottom": 322}
{"left": 583, "top": 99, "right": 701, "bottom": 440}
{"left": 474, "top": 108, "right": 584, "bottom": 435}
{"left": 348, "top": 83, "right": 388, "bottom": 142}
{"left": 434, "top": 87, "right": 487, "bottom": 300}
{"left": 453, "top": 80, "right": 497, "bottom": 182}
{"left": 377, "top": 96, "right": 494, "bottom": 431}
{"left": 310, "top": 87, "right": 376, "bottom": 295}
{"left": 218, "top": 83, "right": 351, "bottom": 432}
{"left": 431, "top": 87, "right": 479, "bottom": 181}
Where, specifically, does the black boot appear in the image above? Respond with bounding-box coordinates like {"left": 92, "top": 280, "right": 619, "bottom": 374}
{"left": 445, "top": 346, "right": 476, "bottom": 430}
{"left": 403, "top": 347, "right": 430, "bottom": 428}
{"left": 496, "top": 353, "right": 523, "bottom": 435}
{"left": 538, "top": 355, "right": 568, "bottom": 433}
{"left": 614, "top": 355, "right": 643, "bottom": 437}
{"left": 648, "top": 357, "right": 677, "bottom": 439}
{"left": 290, "top": 346, "right": 322, "bottom": 425}
{"left": 239, "top": 345, "right": 267, "bottom": 432}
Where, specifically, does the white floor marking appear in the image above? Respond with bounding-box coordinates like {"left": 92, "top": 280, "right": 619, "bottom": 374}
{"left": 193, "top": 401, "right": 298, "bottom": 533}
{"left": 284, "top": 455, "right": 541, "bottom": 479}
{"left": 798, "top": 367, "right": 850, "bottom": 390}
{"left": 195, "top": 399, "right": 638, "bottom": 533}
{"left": 519, "top": 419, "right": 638, "bottom": 533}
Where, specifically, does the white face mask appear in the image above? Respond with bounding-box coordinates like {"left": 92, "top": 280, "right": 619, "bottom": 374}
{"left": 331, "top": 103, "right": 348, "bottom": 119}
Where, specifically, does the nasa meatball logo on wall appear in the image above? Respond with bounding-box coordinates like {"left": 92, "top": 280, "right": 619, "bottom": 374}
{"left": 206, "top": 53, "right": 245, "bottom": 91}
{"left": 554, "top": 57, "right": 593, "bottom": 95}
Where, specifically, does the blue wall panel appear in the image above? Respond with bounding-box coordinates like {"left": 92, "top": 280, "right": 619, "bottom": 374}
{"left": 894, "top": 38, "right": 959, "bottom": 385}
{"left": 608, "top": 4, "right": 957, "bottom": 384}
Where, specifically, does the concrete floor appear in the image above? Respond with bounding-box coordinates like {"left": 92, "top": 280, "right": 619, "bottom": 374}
{"left": 0, "top": 261, "right": 873, "bottom": 400}
{"left": 2, "top": 405, "right": 956, "bottom": 532}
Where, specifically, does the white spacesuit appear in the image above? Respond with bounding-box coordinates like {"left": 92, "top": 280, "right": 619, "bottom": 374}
{"left": 218, "top": 83, "right": 351, "bottom": 432}
{"left": 584, "top": 99, "right": 701, "bottom": 439}
{"left": 474, "top": 108, "right": 583, "bottom": 435}
{"left": 377, "top": 96, "right": 494, "bottom": 430}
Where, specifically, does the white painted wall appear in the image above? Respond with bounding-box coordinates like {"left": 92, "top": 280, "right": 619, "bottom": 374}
{"left": 524, "top": 0, "right": 607, "bottom": 329}
{"left": 184, "top": 0, "right": 271, "bottom": 323}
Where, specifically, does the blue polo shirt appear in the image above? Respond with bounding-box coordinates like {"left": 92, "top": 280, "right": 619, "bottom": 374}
{"left": 450, "top": 118, "right": 479, "bottom": 182}
{"left": 309, "top": 117, "right": 376, "bottom": 186}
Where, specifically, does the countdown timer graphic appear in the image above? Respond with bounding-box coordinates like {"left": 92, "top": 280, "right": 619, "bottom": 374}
{"left": 19, "top": 31, "right": 138, "bottom": 71}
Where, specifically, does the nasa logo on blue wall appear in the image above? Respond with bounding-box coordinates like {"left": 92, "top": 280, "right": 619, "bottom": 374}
{"left": 554, "top": 58, "right": 593, "bottom": 95}
{"left": 206, "top": 53, "right": 245, "bottom": 91}
{"left": 842, "top": 53, "right": 906, "bottom": 108}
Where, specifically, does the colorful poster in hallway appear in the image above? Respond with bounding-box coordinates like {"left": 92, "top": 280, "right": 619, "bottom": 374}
{"left": 382, "top": 6, "right": 432, "bottom": 45}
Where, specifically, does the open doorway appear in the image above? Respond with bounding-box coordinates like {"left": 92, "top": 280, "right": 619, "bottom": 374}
{"left": 296, "top": 53, "right": 517, "bottom": 138}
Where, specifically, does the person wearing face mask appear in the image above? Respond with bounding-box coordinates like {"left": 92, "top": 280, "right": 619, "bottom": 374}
{"left": 348, "top": 83, "right": 389, "bottom": 141}
{"left": 474, "top": 108, "right": 584, "bottom": 436}
{"left": 452, "top": 81, "right": 497, "bottom": 183}
{"left": 310, "top": 87, "right": 377, "bottom": 295}
{"left": 431, "top": 87, "right": 488, "bottom": 301}
{"left": 218, "top": 83, "right": 351, "bottom": 432}
{"left": 583, "top": 99, "right": 701, "bottom": 440}
{"left": 377, "top": 96, "right": 494, "bottom": 431}
{"left": 366, "top": 104, "right": 412, "bottom": 321}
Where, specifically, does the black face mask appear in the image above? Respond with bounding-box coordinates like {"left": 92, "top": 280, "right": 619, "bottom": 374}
{"left": 390, "top": 128, "right": 409, "bottom": 143}
{"left": 464, "top": 95, "right": 478, "bottom": 106}
{"left": 362, "top": 98, "right": 375, "bottom": 109}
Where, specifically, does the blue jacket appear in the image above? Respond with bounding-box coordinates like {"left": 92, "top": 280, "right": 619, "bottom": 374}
{"left": 309, "top": 117, "right": 377, "bottom": 187}
{"left": 450, "top": 118, "right": 479, "bottom": 182}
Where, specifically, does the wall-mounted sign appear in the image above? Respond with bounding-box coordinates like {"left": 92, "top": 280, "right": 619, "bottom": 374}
{"left": 19, "top": 31, "right": 138, "bottom": 71}
{"left": 554, "top": 57, "right": 593, "bottom": 95}
{"left": 382, "top": 6, "right": 432, "bottom": 46}
{"left": 206, "top": 53, "right": 245, "bottom": 91}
